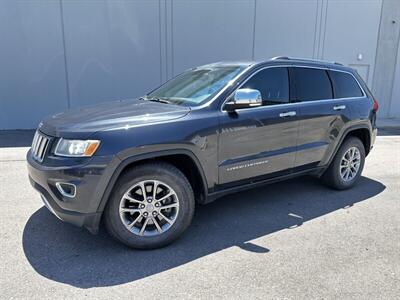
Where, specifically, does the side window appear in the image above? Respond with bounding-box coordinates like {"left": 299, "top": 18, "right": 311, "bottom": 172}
{"left": 242, "top": 67, "right": 289, "bottom": 105}
{"left": 292, "top": 67, "right": 333, "bottom": 101}
{"left": 329, "top": 70, "right": 363, "bottom": 98}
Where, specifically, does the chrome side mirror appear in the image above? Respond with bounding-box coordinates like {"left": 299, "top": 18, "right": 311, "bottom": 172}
{"left": 225, "top": 88, "right": 262, "bottom": 112}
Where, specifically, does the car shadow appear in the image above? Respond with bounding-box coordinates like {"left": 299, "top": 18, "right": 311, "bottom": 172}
{"left": 22, "top": 176, "right": 385, "bottom": 288}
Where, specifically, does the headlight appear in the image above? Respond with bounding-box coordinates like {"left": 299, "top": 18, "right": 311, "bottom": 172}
{"left": 54, "top": 139, "right": 100, "bottom": 157}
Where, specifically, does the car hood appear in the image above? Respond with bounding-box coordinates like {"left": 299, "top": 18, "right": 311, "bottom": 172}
{"left": 39, "top": 99, "right": 190, "bottom": 138}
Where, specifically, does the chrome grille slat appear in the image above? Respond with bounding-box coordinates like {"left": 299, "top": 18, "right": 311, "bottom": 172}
{"left": 31, "top": 131, "right": 50, "bottom": 162}
{"left": 35, "top": 135, "right": 42, "bottom": 154}
{"left": 32, "top": 133, "right": 39, "bottom": 154}
{"left": 31, "top": 132, "right": 39, "bottom": 153}
{"left": 38, "top": 138, "right": 48, "bottom": 161}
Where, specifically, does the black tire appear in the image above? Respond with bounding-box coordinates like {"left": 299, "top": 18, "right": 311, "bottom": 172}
{"left": 104, "top": 162, "right": 195, "bottom": 249}
{"left": 321, "top": 136, "right": 366, "bottom": 190}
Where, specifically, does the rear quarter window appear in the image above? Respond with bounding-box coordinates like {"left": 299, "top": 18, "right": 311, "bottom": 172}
{"left": 329, "top": 70, "right": 364, "bottom": 98}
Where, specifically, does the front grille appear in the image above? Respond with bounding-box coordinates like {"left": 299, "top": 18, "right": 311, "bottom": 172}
{"left": 31, "top": 131, "right": 50, "bottom": 162}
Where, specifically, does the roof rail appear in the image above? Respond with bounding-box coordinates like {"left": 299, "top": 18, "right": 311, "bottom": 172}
{"left": 270, "top": 56, "right": 343, "bottom": 66}
{"left": 270, "top": 56, "right": 289, "bottom": 60}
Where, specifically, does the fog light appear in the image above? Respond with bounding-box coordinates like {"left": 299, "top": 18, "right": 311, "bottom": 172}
{"left": 55, "top": 182, "right": 76, "bottom": 198}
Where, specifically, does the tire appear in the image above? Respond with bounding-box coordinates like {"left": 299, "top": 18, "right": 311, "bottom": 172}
{"left": 321, "top": 136, "right": 366, "bottom": 190}
{"left": 104, "top": 162, "right": 195, "bottom": 249}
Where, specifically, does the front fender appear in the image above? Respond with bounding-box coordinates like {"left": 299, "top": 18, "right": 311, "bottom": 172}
{"left": 95, "top": 148, "right": 209, "bottom": 213}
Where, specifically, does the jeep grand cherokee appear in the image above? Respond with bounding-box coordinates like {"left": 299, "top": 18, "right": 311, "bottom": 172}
{"left": 27, "top": 57, "right": 378, "bottom": 249}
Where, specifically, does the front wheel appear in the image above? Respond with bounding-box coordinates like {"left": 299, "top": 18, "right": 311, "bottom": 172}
{"left": 104, "top": 162, "right": 195, "bottom": 249}
{"left": 321, "top": 137, "right": 366, "bottom": 190}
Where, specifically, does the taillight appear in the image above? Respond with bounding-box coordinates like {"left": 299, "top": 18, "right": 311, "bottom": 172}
{"left": 373, "top": 98, "right": 379, "bottom": 112}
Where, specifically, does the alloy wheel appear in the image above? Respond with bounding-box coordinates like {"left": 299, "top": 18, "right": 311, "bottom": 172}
{"left": 119, "top": 180, "right": 179, "bottom": 236}
{"left": 339, "top": 146, "right": 361, "bottom": 182}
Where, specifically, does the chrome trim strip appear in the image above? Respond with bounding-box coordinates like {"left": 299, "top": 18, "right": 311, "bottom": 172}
{"left": 220, "top": 64, "right": 367, "bottom": 112}
{"left": 221, "top": 96, "right": 366, "bottom": 114}
{"left": 40, "top": 194, "right": 62, "bottom": 220}
{"left": 55, "top": 182, "right": 77, "bottom": 198}
{"left": 279, "top": 111, "right": 296, "bottom": 117}
{"left": 220, "top": 141, "right": 328, "bottom": 167}
{"left": 31, "top": 131, "right": 50, "bottom": 162}
{"left": 333, "top": 105, "right": 346, "bottom": 111}
{"left": 32, "top": 132, "right": 39, "bottom": 155}
{"left": 31, "top": 131, "right": 39, "bottom": 152}
{"left": 37, "top": 138, "right": 47, "bottom": 161}
{"left": 270, "top": 56, "right": 289, "bottom": 60}
{"left": 270, "top": 56, "right": 343, "bottom": 66}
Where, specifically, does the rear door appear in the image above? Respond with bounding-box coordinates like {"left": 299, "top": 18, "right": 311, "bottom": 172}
{"left": 292, "top": 67, "right": 356, "bottom": 169}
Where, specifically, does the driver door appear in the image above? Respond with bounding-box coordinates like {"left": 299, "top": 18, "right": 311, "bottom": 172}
{"left": 217, "top": 67, "right": 300, "bottom": 185}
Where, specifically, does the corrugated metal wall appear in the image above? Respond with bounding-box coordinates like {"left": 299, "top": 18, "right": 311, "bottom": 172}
{"left": 0, "top": 0, "right": 398, "bottom": 129}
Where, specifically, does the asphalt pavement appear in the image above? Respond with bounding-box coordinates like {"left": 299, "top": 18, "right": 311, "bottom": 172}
{"left": 0, "top": 130, "right": 399, "bottom": 299}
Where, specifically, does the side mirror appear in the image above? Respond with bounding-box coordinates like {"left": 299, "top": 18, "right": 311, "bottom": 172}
{"left": 224, "top": 88, "right": 262, "bottom": 112}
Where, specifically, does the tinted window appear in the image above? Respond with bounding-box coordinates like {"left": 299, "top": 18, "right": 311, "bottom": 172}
{"left": 329, "top": 71, "right": 363, "bottom": 98}
{"left": 292, "top": 67, "right": 333, "bottom": 101}
{"left": 242, "top": 67, "right": 289, "bottom": 104}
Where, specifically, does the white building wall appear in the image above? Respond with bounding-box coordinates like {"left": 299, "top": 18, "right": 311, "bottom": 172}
{"left": 61, "top": 1, "right": 162, "bottom": 108}
{"left": 0, "top": 0, "right": 398, "bottom": 129}
{"left": 322, "top": 0, "right": 382, "bottom": 88}
{"left": 0, "top": 0, "right": 69, "bottom": 129}
{"left": 171, "top": 0, "right": 255, "bottom": 75}
{"left": 254, "top": 0, "right": 319, "bottom": 59}
{"left": 390, "top": 44, "right": 400, "bottom": 118}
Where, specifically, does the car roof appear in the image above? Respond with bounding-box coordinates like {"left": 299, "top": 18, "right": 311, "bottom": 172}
{"left": 197, "top": 57, "right": 353, "bottom": 73}
{"left": 196, "top": 61, "right": 256, "bottom": 68}
{"left": 268, "top": 56, "right": 343, "bottom": 66}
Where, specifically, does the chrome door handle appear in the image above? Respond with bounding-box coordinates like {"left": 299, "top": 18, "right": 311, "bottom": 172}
{"left": 333, "top": 105, "right": 346, "bottom": 111}
{"left": 279, "top": 111, "right": 296, "bottom": 117}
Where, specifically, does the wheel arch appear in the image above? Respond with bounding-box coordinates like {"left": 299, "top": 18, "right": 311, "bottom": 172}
{"left": 345, "top": 127, "right": 371, "bottom": 156}
{"left": 327, "top": 124, "right": 372, "bottom": 168}
{"left": 96, "top": 149, "right": 208, "bottom": 214}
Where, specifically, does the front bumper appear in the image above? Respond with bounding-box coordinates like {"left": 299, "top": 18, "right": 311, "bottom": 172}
{"left": 27, "top": 150, "right": 117, "bottom": 234}
{"left": 29, "top": 176, "right": 101, "bottom": 233}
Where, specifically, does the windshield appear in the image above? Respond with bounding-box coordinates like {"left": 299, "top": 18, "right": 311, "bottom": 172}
{"left": 146, "top": 66, "right": 245, "bottom": 106}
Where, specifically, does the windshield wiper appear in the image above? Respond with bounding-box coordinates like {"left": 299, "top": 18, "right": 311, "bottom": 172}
{"left": 140, "top": 96, "right": 172, "bottom": 104}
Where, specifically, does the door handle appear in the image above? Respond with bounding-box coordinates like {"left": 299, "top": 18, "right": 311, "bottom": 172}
{"left": 279, "top": 111, "right": 296, "bottom": 117}
{"left": 333, "top": 105, "right": 346, "bottom": 111}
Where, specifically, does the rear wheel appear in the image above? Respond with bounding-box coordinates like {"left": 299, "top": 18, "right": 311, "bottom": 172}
{"left": 321, "top": 137, "right": 365, "bottom": 190}
{"left": 104, "top": 162, "right": 195, "bottom": 249}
